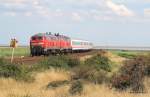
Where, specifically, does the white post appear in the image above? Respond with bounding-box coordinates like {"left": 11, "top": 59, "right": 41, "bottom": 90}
{"left": 11, "top": 47, "right": 15, "bottom": 63}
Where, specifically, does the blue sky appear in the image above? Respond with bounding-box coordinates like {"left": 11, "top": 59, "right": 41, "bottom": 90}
{"left": 0, "top": 0, "right": 150, "bottom": 46}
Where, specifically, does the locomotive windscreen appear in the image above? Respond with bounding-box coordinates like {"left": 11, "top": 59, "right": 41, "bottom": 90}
{"left": 37, "top": 36, "right": 43, "bottom": 40}
{"left": 32, "top": 36, "right": 43, "bottom": 40}
{"left": 32, "top": 37, "right": 36, "bottom": 40}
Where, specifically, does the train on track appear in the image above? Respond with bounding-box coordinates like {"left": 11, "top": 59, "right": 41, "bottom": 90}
{"left": 30, "top": 32, "right": 93, "bottom": 56}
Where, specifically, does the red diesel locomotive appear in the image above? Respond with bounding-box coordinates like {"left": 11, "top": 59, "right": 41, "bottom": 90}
{"left": 30, "top": 32, "right": 93, "bottom": 56}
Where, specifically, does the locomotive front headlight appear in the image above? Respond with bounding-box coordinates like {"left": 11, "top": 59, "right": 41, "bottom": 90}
{"left": 31, "top": 42, "right": 44, "bottom": 45}
{"left": 38, "top": 42, "right": 44, "bottom": 45}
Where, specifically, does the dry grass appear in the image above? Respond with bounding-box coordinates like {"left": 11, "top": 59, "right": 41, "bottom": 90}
{"left": 73, "top": 84, "right": 150, "bottom": 97}
{"left": 0, "top": 69, "right": 70, "bottom": 97}
{"left": 0, "top": 69, "right": 149, "bottom": 97}
{"left": 106, "top": 51, "right": 126, "bottom": 64}
{"left": 79, "top": 50, "right": 126, "bottom": 63}
{"left": 80, "top": 55, "right": 93, "bottom": 61}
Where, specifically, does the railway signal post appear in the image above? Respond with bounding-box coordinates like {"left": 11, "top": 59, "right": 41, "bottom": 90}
{"left": 10, "top": 39, "right": 18, "bottom": 63}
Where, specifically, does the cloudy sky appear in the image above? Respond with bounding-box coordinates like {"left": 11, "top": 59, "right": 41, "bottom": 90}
{"left": 0, "top": 0, "right": 150, "bottom": 46}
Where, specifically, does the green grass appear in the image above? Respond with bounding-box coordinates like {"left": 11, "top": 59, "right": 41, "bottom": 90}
{"left": 39, "top": 55, "right": 80, "bottom": 70}
{"left": 0, "top": 47, "right": 30, "bottom": 57}
{"left": 0, "top": 58, "right": 34, "bottom": 82}
{"left": 110, "top": 50, "right": 149, "bottom": 59}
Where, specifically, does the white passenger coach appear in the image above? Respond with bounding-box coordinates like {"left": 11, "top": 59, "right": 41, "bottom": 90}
{"left": 71, "top": 39, "right": 93, "bottom": 51}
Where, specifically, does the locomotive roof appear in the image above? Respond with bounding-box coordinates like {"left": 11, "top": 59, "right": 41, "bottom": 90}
{"left": 32, "top": 33, "right": 70, "bottom": 39}
{"left": 33, "top": 33, "right": 47, "bottom": 37}
{"left": 57, "top": 35, "right": 70, "bottom": 39}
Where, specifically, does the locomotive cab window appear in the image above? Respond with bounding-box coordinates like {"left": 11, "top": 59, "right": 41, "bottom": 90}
{"left": 32, "top": 37, "right": 36, "bottom": 40}
{"left": 37, "top": 36, "right": 43, "bottom": 40}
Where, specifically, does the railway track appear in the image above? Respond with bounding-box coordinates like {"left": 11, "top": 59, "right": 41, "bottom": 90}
{"left": 8, "top": 50, "right": 100, "bottom": 65}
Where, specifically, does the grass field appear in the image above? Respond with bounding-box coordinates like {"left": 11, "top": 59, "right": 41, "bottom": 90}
{"left": 110, "top": 50, "right": 149, "bottom": 59}
{"left": 0, "top": 47, "right": 30, "bottom": 57}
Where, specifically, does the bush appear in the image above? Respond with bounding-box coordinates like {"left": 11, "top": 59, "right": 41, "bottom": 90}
{"left": 71, "top": 52, "right": 111, "bottom": 84}
{"left": 16, "top": 65, "right": 34, "bottom": 82}
{"left": 111, "top": 73, "right": 130, "bottom": 90}
{"left": 84, "top": 53, "right": 111, "bottom": 72}
{"left": 41, "top": 56, "right": 69, "bottom": 69}
{"left": 71, "top": 64, "right": 92, "bottom": 80}
{"left": 0, "top": 58, "right": 33, "bottom": 82}
{"left": 69, "top": 80, "right": 83, "bottom": 95}
{"left": 0, "top": 64, "right": 21, "bottom": 78}
{"left": 145, "top": 65, "right": 150, "bottom": 76}
{"left": 87, "top": 69, "right": 109, "bottom": 84}
{"left": 40, "top": 55, "right": 80, "bottom": 69}
{"left": 143, "top": 54, "right": 150, "bottom": 76}
{"left": 46, "top": 80, "right": 70, "bottom": 89}
{"left": 71, "top": 64, "right": 108, "bottom": 84}
{"left": 68, "top": 57, "right": 80, "bottom": 68}
{"left": 0, "top": 57, "right": 5, "bottom": 65}
{"left": 111, "top": 56, "right": 146, "bottom": 92}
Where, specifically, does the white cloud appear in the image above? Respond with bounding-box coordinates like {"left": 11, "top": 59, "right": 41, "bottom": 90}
{"left": 33, "top": 0, "right": 39, "bottom": 5}
{"left": 31, "top": 1, "right": 50, "bottom": 17}
{"left": 36, "top": 10, "right": 49, "bottom": 17}
{"left": 93, "top": 15, "right": 112, "bottom": 21}
{"left": 0, "top": 0, "right": 139, "bottom": 21}
{"left": 72, "top": 12, "right": 82, "bottom": 22}
{"left": 4, "top": 11, "right": 16, "bottom": 16}
{"left": 144, "top": 0, "right": 150, "bottom": 2}
{"left": 106, "top": 0, "right": 135, "bottom": 17}
{"left": 144, "top": 8, "right": 150, "bottom": 17}
{"left": 54, "top": 9, "right": 63, "bottom": 17}
{"left": 24, "top": 12, "right": 32, "bottom": 17}
{"left": 0, "top": 0, "right": 26, "bottom": 3}
{"left": 65, "top": 0, "right": 105, "bottom": 6}
{"left": 1, "top": 0, "right": 26, "bottom": 6}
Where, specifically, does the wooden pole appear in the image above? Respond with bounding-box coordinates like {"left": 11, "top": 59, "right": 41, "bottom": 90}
{"left": 11, "top": 47, "right": 15, "bottom": 63}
